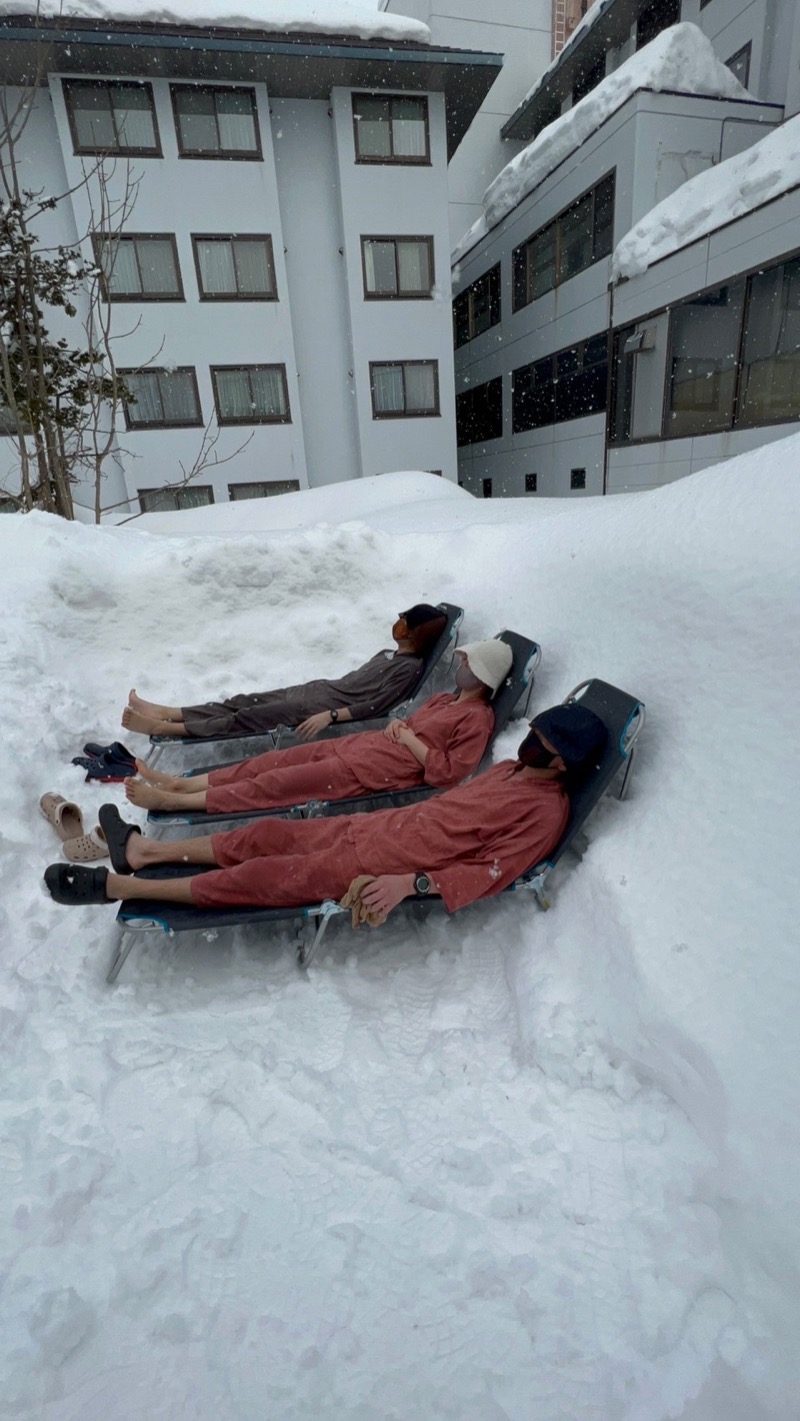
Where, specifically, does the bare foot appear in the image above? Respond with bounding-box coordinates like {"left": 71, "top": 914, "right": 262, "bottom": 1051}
{"left": 122, "top": 706, "right": 162, "bottom": 735}
{"left": 124, "top": 829, "right": 147, "bottom": 870}
{"left": 134, "top": 759, "right": 185, "bottom": 791}
{"left": 125, "top": 779, "right": 168, "bottom": 811}
{"left": 128, "top": 688, "right": 169, "bottom": 717}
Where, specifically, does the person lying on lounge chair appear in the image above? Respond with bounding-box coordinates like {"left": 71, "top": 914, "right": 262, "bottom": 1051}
{"left": 120, "top": 603, "right": 448, "bottom": 741}
{"left": 44, "top": 704, "right": 608, "bottom": 920}
{"left": 124, "top": 640, "right": 513, "bottom": 815}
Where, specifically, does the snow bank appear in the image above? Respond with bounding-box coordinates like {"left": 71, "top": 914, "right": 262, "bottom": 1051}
{"left": 1, "top": 440, "right": 799, "bottom": 1418}
{"left": 453, "top": 23, "right": 749, "bottom": 262}
{"left": 613, "top": 111, "right": 800, "bottom": 279}
{"left": 0, "top": 0, "right": 431, "bottom": 45}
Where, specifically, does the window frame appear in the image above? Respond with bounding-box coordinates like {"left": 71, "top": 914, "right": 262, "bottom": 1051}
{"left": 170, "top": 84, "right": 262, "bottom": 160}
{"left": 360, "top": 235, "right": 435, "bottom": 300}
{"left": 525, "top": 473, "right": 538, "bottom": 493}
{"left": 512, "top": 171, "right": 615, "bottom": 312}
{"left": 63, "top": 79, "right": 161, "bottom": 157}
{"left": 456, "top": 375, "right": 503, "bottom": 446}
{"left": 454, "top": 262, "right": 501, "bottom": 348}
{"left": 191, "top": 234, "right": 277, "bottom": 301}
{"left": 93, "top": 232, "right": 184, "bottom": 303}
{"left": 210, "top": 364, "right": 291, "bottom": 426}
{"left": 570, "top": 468, "right": 587, "bottom": 491}
{"left": 352, "top": 92, "right": 431, "bottom": 166}
{"left": 369, "top": 360, "right": 440, "bottom": 419}
{"left": 121, "top": 367, "right": 203, "bottom": 430}
{"left": 726, "top": 42, "right": 752, "bottom": 88}
{"left": 512, "top": 332, "right": 608, "bottom": 434}
{"left": 228, "top": 480, "right": 301, "bottom": 500}
{"left": 138, "top": 485, "right": 214, "bottom": 513}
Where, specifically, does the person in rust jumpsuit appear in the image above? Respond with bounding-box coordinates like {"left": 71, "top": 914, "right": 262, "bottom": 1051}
{"left": 45, "top": 705, "right": 608, "bottom": 921}
{"left": 123, "top": 639, "right": 514, "bottom": 817}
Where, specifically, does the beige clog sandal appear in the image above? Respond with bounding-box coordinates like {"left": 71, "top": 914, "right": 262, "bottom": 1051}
{"left": 63, "top": 827, "right": 109, "bottom": 863}
{"left": 39, "top": 792, "right": 85, "bottom": 842}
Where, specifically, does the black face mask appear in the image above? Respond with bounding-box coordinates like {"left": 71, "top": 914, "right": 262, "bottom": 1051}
{"left": 518, "top": 728, "right": 558, "bottom": 769}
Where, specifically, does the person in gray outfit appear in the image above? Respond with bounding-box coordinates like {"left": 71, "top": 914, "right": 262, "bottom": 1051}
{"left": 120, "top": 604, "right": 448, "bottom": 741}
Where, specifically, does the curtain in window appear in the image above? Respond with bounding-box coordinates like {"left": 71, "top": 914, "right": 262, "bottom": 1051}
{"left": 250, "top": 367, "right": 287, "bottom": 417}
{"left": 72, "top": 86, "right": 115, "bottom": 149}
{"left": 126, "top": 373, "right": 163, "bottom": 424}
{"left": 105, "top": 239, "right": 139, "bottom": 295}
{"left": 364, "top": 241, "right": 397, "bottom": 294}
{"left": 233, "top": 240, "right": 273, "bottom": 295}
{"left": 216, "top": 91, "right": 258, "bottom": 152}
{"left": 373, "top": 365, "right": 404, "bottom": 412}
{"left": 160, "top": 371, "right": 199, "bottom": 422}
{"left": 355, "top": 98, "right": 391, "bottom": 157}
{"left": 404, "top": 362, "right": 436, "bottom": 412}
{"left": 667, "top": 283, "right": 745, "bottom": 436}
{"left": 215, "top": 369, "right": 251, "bottom": 419}
{"left": 397, "top": 240, "right": 429, "bottom": 293}
{"left": 138, "top": 240, "right": 180, "bottom": 295}
{"left": 176, "top": 90, "right": 217, "bottom": 152}
{"left": 197, "top": 240, "right": 237, "bottom": 294}
{"left": 111, "top": 86, "right": 156, "bottom": 149}
{"left": 179, "top": 486, "right": 213, "bottom": 509}
{"left": 738, "top": 259, "right": 800, "bottom": 424}
{"left": 392, "top": 100, "right": 427, "bottom": 157}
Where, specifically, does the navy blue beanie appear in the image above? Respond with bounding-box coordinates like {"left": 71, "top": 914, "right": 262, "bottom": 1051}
{"left": 530, "top": 704, "right": 608, "bottom": 771}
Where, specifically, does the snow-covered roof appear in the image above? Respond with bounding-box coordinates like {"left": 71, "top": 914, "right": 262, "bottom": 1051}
{"left": 452, "top": 23, "right": 749, "bottom": 265}
{"left": 512, "top": 0, "right": 610, "bottom": 122}
{"left": 612, "top": 113, "right": 800, "bottom": 280}
{"left": 0, "top": 0, "right": 431, "bottom": 45}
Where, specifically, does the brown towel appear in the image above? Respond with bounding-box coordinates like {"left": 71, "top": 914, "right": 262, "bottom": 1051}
{"left": 340, "top": 875, "right": 388, "bottom": 929}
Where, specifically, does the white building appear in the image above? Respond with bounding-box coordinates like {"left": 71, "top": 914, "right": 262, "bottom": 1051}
{"left": 0, "top": 4, "right": 500, "bottom": 516}
{"left": 451, "top": 0, "right": 800, "bottom": 498}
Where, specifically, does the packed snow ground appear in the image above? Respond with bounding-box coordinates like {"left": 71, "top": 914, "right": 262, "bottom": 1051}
{"left": 1, "top": 441, "right": 799, "bottom": 1420}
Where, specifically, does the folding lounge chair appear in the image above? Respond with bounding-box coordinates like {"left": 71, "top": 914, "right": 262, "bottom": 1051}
{"left": 106, "top": 676, "right": 642, "bottom": 985}
{"left": 144, "top": 629, "right": 541, "bottom": 834}
{"left": 146, "top": 602, "right": 464, "bottom": 769}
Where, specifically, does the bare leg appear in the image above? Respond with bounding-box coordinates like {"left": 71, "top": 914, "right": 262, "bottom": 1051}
{"left": 122, "top": 706, "right": 189, "bottom": 737}
{"left": 125, "top": 830, "right": 218, "bottom": 871}
{"left": 134, "top": 760, "right": 210, "bottom": 794}
{"left": 107, "top": 871, "right": 197, "bottom": 904}
{"left": 128, "top": 689, "right": 183, "bottom": 718}
{"left": 126, "top": 780, "right": 208, "bottom": 813}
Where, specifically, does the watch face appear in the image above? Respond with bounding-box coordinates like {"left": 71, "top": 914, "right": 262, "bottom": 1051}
{"left": 415, "top": 873, "right": 431, "bottom": 895}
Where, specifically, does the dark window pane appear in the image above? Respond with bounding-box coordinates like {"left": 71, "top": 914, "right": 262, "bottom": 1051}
{"left": 637, "top": 0, "right": 680, "bottom": 49}
{"left": 512, "top": 245, "right": 529, "bottom": 311}
{"left": 667, "top": 282, "right": 745, "bottom": 435}
{"left": 471, "top": 272, "right": 493, "bottom": 336}
{"left": 483, "top": 478, "right": 493, "bottom": 499}
{"left": 455, "top": 378, "right": 501, "bottom": 444}
{"left": 532, "top": 225, "right": 556, "bottom": 298}
{"left": 726, "top": 43, "right": 751, "bottom": 88}
{"left": 593, "top": 173, "right": 615, "bottom": 260}
{"left": 454, "top": 292, "right": 470, "bottom": 348}
{"left": 572, "top": 50, "right": 605, "bottom": 105}
{"left": 525, "top": 473, "right": 538, "bottom": 493}
{"left": 570, "top": 468, "right": 586, "bottom": 490}
{"left": 738, "top": 257, "right": 800, "bottom": 425}
{"left": 609, "top": 326, "right": 635, "bottom": 444}
{"left": 558, "top": 193, "right": 593, "bottom": 284}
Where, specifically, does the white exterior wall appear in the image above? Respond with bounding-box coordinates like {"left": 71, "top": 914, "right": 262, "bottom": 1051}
{"left": 383, "top": 0, "right": 550, "bottom": 248}
{"left": 1, "top": 67, "right": 460, "bottom": 515}
{"left": 454, "top": 88, "right": 780, "bottom": 498}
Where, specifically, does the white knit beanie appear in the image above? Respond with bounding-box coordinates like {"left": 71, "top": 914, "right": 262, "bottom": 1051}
{"left": 458, "top": 639, "right": 513, "bottom": 692}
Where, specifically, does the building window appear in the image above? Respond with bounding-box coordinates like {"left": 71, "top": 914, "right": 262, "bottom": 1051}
{"left": 139, "top": 485, "right": 214, "bottom": 513}
{"left": 738, "top": 257, "right": 800, "bottom": 426}
{"left": 0, "top": 494, "right": 19, "bottom": 510}
{"left": 94, "top": 234, "right": 183, "bottom": 301}
{"left": 192, "top": 235, "right": 276, "bottom": 300}
{"left": 609, "top": 325, "right": 636, "bottom": 444}
{"left": 512, "top": 334, "right": 607, "bottom": 433}
{"left": 636, "top": 0, "right": 680, "bottom": 50}
{"left": 570, "top": 468, "right": 586, "bottom": 490}
{"left": 726, "top": 43, "right": 752, "bottom": 88}
{"left": 667, "top": 282, "right": 746, "bottom": 437}
{"left": 211, "top": 365, "right": 291, "bottom": 424}
{"left": 361, "top": 236, "right": 434, "bottom": 298}
{"left": 228, "top": 480, "right": 300, "bottom": 499}
{"left": 172, "top": 86, "right": 261, "bottom": 159}
{"left": 63, "top": 80, "right": 160, "bottom": 156}
{"left": 454, "top": 263, "right": 501, "bottom": 347}
{"left": 122, "top": 368, "right": 202, "bottom": 429}
{"left": 482, "top": 478, "right": 493, "bottom": 499}
{"left": 352, "top": 94, "right": 430, "bottom": 164}
{"left": 370, "top": 361, "right": 439, "bottom": 417}
{"left": 513, "top": 173, "right": 614, "bottom": 310}
{"left": 525, "top": 473, "right": 538, "bottom": 493}
{"left": 456, "top": 377, "right": 503, "bottom": 445}
{"left": 572, "top": 50, "right": 606, "bottom": 105}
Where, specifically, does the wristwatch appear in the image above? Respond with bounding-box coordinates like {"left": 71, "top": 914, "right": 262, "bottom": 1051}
{"left": 330, "top": 708, "right": 339, "bottom": 724}
{"left": 414, "top": 872, "right": 432, "bottom": 896}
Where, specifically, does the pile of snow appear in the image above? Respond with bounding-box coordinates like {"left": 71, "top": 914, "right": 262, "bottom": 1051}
{"left": 0, "top": 0, "right": 431, "bottom": 45}
{"left": 0, "top": 439, "right": 799, "bottom": 1419}
{"left": 453, "top": 24, "right": 749, "bottom": 262}
{"left": 613, "top": 112, "right": 800, "bottom": 279}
